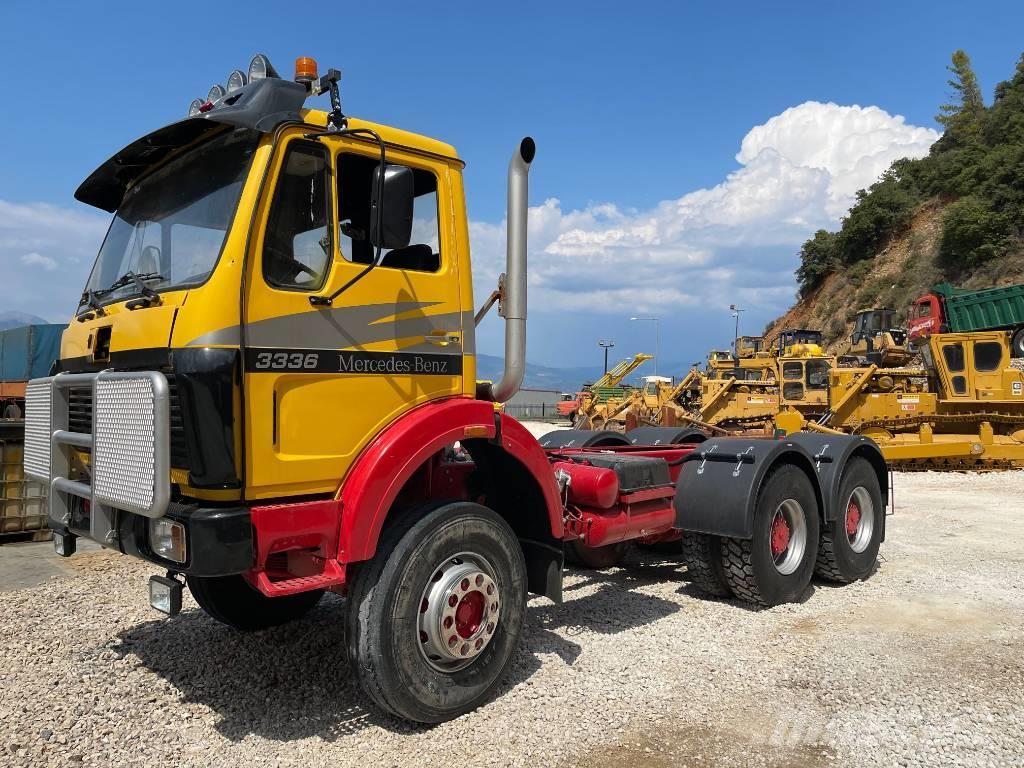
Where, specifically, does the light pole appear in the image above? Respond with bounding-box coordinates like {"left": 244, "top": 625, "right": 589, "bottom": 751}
{"left": 630, "top": 316, "right": 660, "bottom": 376}
{"left": 598, "top": 340, "right": 615, "bottom": 375}
{"left": 729, "top": 304, "right": 745, "bottom": 357}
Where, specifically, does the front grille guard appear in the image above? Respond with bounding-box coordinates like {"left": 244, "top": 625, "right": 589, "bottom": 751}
{"left": 24, "top": 371, "right": 171, "bottom": 546}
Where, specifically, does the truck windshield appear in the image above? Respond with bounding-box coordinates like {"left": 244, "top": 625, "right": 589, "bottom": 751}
{"left": 80, "top": 128, "right": 259, "bottom": 308}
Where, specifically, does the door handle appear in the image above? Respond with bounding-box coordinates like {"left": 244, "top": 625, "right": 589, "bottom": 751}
{"left": 425, "top": 333, "right": 461, "bottom": 346}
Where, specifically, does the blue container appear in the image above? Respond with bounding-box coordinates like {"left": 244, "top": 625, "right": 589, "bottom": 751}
{"left": 0, "top": 324, "right": 63, "bottom": 381}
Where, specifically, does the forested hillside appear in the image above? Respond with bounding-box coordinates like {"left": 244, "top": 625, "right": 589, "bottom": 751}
{"left": 767, "top": 50, "right": 1024, "bottom": 349}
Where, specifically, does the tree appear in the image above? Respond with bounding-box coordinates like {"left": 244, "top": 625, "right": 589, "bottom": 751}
{"left": 936, "top": 49, "right": 985, "bottom": 137}
{"left": 796, "top": 230, "right": 840, "bottom": 296}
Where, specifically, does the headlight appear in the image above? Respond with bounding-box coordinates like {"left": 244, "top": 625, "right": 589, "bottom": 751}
{"left": 226, "top": 69, "right": 247, "bottom": 93}
{"left": 248, "top": 53, "right": 278, "bottom": 81}
{"left": 149, "top": 518, "right": 186, "bottom": 563}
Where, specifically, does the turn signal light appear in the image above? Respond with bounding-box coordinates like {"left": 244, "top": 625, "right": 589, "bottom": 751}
{"left": 295, "top": 56, "right": 319, "bottom": 85}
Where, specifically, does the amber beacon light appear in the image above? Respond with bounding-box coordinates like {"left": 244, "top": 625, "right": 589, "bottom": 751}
{"left": 294, "top": 56, "right": 319, "bottom": 85}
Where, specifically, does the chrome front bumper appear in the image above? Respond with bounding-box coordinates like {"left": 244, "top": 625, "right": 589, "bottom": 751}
{"left": 23, "top": 371, "right": 171, "bottom": 546}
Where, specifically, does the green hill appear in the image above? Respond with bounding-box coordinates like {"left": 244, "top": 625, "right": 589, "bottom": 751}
{"left": 772, "top": 50, "right": 1024, "bottom": 348}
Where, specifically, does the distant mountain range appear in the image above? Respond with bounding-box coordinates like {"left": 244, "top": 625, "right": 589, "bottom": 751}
{"left": 475, "top": 353, "right": 697, "bottom": 393}
{"left": 0, "top": 311, "right": 51, "bottom": 331}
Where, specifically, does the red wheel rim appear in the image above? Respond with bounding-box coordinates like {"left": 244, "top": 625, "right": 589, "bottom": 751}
{"left": 845, "top": 500, "right": 861, "bottom": 539}
{"left": 455, "top": 590, "right": 486, "bottom": 639}
{"left": 770, "top": 511, "right": 791, "bottom": 557}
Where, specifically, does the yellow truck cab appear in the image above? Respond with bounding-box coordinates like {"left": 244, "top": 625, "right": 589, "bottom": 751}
{"left": 23, "top": 54, "right": 890, "bottom": 723}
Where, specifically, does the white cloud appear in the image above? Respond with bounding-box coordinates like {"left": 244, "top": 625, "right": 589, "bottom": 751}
{"left": 0, "top": 101, "right": 939, "bottom": 360}
{"left": 0, "top": 200, "right": 107, "bottom": 320}
{"left": 470, "top": 101, "right": 939, "bottom": 320}
{"left": 20, "top": 252, "right": 58, "bottom": 271}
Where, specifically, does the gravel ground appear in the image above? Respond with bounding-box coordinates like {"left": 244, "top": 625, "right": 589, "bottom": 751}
{"left": 1, "top": 432, "right": 1022, "bottom": 767}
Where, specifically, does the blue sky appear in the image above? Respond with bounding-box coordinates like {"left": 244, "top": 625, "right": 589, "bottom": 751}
{"left": 3, "top": 1, "right": 1024, "bottom": 369}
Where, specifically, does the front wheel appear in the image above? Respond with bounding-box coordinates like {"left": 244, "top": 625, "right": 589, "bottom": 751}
{"left": 346, "top": 502, "right": 527, "bottom": 723}
{"left": 186, "top": 575, "right": 324, "bottom": 631}
{"left": 719, "top": 464, "right": 820, "bottom": 607}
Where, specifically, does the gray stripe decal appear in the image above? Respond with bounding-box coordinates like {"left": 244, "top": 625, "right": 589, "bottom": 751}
{"left": 188, "top": 301, "right": 467, "bottom": 351}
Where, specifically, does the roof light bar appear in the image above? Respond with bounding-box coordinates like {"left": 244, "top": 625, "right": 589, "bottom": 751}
{"left": 248, "top": 54, "right": 279, "bottom": 82}
{"left": 206, "top": 84, "right": 226, "bottom": 104}
{"left": 187, "top": 98, "right": 204, "bottom": 117}
{"left": 226, "top": 69, "right": 247, "bottom": 93}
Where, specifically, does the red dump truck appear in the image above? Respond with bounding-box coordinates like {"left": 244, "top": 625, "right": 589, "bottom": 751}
{"left": 909, "top": 281, "right": 1024, "bottom": 356}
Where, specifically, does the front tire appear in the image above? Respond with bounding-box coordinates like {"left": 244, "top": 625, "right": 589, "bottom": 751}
{"left": 346, "top": 501, "right": 527, "bottom": 723}
{"left": 815, "top": 457, "right": 883, "bottom": 583}
{"left": 719, "top": 464, "right": 820, "bottom": 607}
{"left": 186, "top": 575, "right": 324, "bottom": 631}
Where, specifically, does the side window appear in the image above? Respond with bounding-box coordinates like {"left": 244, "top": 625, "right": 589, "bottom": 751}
{"left": 263, "top": 142, "right": 331, "bottom": 291}
{"left": 806, "top": 360, "right": 830, "bottom": 389}
{"left": 973, "top": 341, "right": 1003, "bottom": 372}
{"left": 783, "top": 382, "right": 805, "bottom": 400}
{"left": 942, "top": 343, "right": 965, "bottom": 372}
{"left": 783, "top": 362, "right": 803, "bottom": 380}
{"left": 337, "top": 153, "right": 441, "bottom": 273}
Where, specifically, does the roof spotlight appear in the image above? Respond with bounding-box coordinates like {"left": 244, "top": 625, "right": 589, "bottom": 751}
{"left": 248, "top": 54, "right": 279, "bottom": 82}
{"left": 207, "top": 84, "right": 226, "bottom": 104}
{"left": 226, "top": 69, "right": 247, "bottom": 93}
{"left": 187, "top": 98, "right": 204, "bottom": 117}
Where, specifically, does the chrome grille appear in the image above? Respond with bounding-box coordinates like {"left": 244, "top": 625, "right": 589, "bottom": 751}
{"left": 23, "top": 378, "right": 53, "bottom": 481}
{"left": 93, "top": 377, "right": 161, "bottom": 514}
{"left": 65, "top": 375, "right": 187, "bottom": 468}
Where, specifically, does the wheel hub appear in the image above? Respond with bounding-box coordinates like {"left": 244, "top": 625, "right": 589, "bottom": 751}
{"left": 845, "top": 500, "right": 861, "bottom": 538}
{"left": 770, "top": 512, "right": 791, "bottom": 557}
{"left": 418, "top": 553, "right": 500, "bottom": 671}
{"left": 845, "top": 486, "right": 875, "bottom": 554}
{"left": 770, "top": 499, "right": 807, "bottom": 575}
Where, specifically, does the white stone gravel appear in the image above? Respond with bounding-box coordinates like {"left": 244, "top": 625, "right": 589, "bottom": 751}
{"left": 1, "top": 453, "right": 1022, "bottom": 767}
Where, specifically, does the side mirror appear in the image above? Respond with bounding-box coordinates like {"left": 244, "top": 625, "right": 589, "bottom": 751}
{"left": 370, "top": 164, "right": 414, "bottom": 250}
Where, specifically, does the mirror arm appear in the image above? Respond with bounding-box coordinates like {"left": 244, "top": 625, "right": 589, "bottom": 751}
{"left": 474, "top": 287, "right": 502, "bottom": 327}
{"left": 306, "top": 127, "right": 387, "bottom": 307}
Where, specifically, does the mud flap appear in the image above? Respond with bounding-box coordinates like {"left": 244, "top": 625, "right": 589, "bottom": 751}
{"left": 673, "top": 437, "right": 822, "bottom": 539}
{"left": 520, "top": 537, "right": 563, "bottom": 603}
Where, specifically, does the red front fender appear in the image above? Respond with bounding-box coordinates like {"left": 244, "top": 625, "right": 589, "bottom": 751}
{"left": 335, "top": 398, "right": 563, "bottom": 564}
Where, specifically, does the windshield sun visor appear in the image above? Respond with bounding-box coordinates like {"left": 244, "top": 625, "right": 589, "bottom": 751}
{"left": 76, "top": 78, "right": 307, "bottom": 213}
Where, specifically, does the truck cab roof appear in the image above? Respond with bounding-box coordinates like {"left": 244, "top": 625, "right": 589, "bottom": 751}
{"left": 76, "top": 76, "right": 461, "bottom": 213}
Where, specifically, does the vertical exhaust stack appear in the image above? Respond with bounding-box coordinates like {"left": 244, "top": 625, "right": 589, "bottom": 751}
{"left": 488, "top": 137, "right": 536, "bottom": 404}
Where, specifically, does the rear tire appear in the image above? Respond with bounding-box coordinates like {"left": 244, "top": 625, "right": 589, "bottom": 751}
{"left": 186, "top": 575, "right": 324, "bottom": 631}
{"left": 345, "top": 501, "right": 526, "bottom": 723}
{"left": 815, "top": 457, "right": 883, "bottom": 583}
{"left": 719, "top": 464, "right": 819, "bottom": 607}
{"left": 566, "top": 540, "right": 625, "bottom": 569}
{"left": 680, "top": 533, "right": 731, "bottom": 597}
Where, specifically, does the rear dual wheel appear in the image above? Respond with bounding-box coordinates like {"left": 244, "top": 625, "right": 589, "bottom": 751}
{"left": 815, "top": 457, "right": 883, "bottom": 582}
{"left": 720, "top": 465, "right": 820, "bottom": 607}
{"left": 346, "top": 501, "right": 526, "bottom": 723}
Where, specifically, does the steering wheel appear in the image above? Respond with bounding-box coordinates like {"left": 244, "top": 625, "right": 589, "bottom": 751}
{"left": 265, "top": 245, "right": 320, "bottom": 284}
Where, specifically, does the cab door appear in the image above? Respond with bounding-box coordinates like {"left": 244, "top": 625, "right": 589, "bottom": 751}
{"left": 243, "top": 129, "right": 464, "bottom": 499}
{"left": 937, "top": 339, "right": 970, "bottom": 399}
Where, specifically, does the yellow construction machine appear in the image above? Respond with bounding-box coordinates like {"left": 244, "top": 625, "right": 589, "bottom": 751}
{"left": 778, "top": 330, "right": 1024, "bottom": 469}
{"left": 573, "top": 353, "right": 652, "bottom": 428}
{"left": 842, "top": 308, "right": 915, "bottom": 368}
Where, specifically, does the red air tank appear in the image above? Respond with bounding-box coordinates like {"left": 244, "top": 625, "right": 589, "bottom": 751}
{"left": 552, "top": 461, "right": 619, "bottom": 509}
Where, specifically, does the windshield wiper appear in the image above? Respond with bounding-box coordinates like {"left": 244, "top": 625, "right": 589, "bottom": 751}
{"left": 106, "top": 270, "right": 166, "bottom": 295}
{"left": 76, "top": 290, "right": 108, "bottom": 320}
